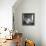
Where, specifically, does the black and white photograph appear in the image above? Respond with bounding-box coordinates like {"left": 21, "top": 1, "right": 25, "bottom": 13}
{"left": 22, "top": 13, "right": 35, "bottom": 25}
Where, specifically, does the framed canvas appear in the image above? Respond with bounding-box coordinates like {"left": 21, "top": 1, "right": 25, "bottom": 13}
{"left": 22, "top": 13, "right": 35, "bottom": 25}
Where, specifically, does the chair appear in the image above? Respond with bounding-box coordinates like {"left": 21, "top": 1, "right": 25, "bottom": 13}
{"left": 25, "top": 40, "right": 35, "bottom": 46}
{"left": 14, "top": 33, "right": 23, "bottom": 46}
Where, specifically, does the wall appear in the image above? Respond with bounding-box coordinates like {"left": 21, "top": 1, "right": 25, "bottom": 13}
{"left": 0, "top": 0, "right": 16, "bottom": 30}
{"left": 13, "top": 0, "right": 41, "bottom": 46}
{"left": 41, "top": 0, "right": 46, "bottom": 46}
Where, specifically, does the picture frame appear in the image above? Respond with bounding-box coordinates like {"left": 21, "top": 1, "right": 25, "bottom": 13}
{"left": 22, "top": 13, "right": 35, "bottom": 25}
